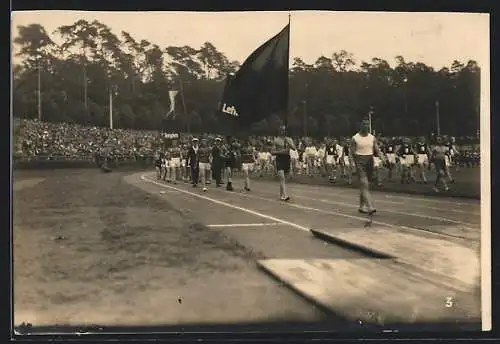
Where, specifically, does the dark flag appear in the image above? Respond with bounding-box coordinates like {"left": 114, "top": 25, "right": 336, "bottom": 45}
{"left": 219, "top": 23, "right": 290, "bottom": 130}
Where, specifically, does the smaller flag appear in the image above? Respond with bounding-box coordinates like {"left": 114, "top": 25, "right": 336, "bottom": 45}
{"left": 166, "top": 90, "right": 179, "bottom": 118}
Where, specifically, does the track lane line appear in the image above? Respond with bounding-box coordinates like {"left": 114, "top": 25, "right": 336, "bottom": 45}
{"left": 141, "top": 175, "right": 310, "bottom": 232}
{"left": 144, "top": 174, "right": 470, "bottom": 242}
{"left": 264, "top": 176, "right": 480, "bottom": 206}
{"left": 284, "top": 185, "right": 480, "bottom": 216}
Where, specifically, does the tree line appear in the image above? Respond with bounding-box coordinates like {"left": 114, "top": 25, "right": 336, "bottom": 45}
{"left": 12, "top": 19, "right": 480, "bottom": 137}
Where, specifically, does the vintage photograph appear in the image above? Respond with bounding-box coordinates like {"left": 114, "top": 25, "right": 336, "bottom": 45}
{"left": 11, "top": 10, "right": 490, "bottom": 334}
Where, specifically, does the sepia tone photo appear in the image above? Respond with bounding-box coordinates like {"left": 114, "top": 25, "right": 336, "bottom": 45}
{"left": 11, "top": 10, "right": 490, "bottom": 334}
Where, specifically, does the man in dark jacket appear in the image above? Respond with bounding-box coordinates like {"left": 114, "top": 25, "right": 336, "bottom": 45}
{"left": 211, "top": 137, "right": 224, "bottom": 187}
{"left": 187, "top": 137, "right": 200, "bottom": 187}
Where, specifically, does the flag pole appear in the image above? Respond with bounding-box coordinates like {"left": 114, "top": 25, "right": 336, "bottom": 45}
{"left": 109, "top": 86, "right": 113, "bottom": 129}
{"left": 284, "top": 12, "right": 291, "bottom": 134}
{"left": 179, "top": 79, "right": 189, "bottom": 133}
{"left": 37, "top": 64, "right": 42, "bottom": 121}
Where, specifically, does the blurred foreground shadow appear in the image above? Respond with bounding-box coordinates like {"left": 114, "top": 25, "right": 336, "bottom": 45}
{"left": 14, "top": 319, "right": 481, "bottom": 338}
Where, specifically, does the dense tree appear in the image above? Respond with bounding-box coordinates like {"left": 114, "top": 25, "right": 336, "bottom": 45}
{"left": 12, "top": 20, "right": 480, "bottom": 137}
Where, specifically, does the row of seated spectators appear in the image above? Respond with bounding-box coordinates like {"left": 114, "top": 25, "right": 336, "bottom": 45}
{"left": 13, "top": 118, "right": 480, "bottom": 163}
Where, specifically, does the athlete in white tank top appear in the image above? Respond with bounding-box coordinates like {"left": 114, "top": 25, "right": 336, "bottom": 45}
{"left": 352, "top": 133, "right": 375, "bottom": 156}
{"left": 350, "top": 119, "right": 385, "bottom": 215}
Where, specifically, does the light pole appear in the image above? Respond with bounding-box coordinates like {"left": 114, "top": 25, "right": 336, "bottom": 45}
{"left": 435, "top": 100, "right": 440, "bottom": 136}
{"left": 303, "top": 83, "right": 308, "bottom": 137}
{"left": 37, "top": 64, "right": 42, "bottom": 121}
{"left": 403, "top": 76, "right": 408, "bottom": 118}
{"left": 368, "top": 106, "right": 374, "bottom": 134}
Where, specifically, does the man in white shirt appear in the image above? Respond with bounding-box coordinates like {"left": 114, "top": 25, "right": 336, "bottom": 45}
{"left": 350, "top": 119, "right": 385, "bottom": 214}
{"left": 289, "top": 145, "right": 300, "bottom": 177}
{"left": 304, "top": 140, "right": 317, "bottom": 177}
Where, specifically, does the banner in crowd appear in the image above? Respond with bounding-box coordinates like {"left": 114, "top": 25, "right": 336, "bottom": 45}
{"left": 166, "top": 90, "right": 179, "bottom": 118}
{"left": 218, "top": 23, "right": 290, "bottom": 129}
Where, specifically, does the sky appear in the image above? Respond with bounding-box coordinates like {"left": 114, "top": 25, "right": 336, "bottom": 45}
{"left": 11, "top": 11, "right": 489, "bottom": 69}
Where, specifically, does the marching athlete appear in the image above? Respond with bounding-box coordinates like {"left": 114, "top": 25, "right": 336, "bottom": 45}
{"left": 341, "top": 138, "right": 353, "bottom": 185}
{"left": 289, "top": 144, "right": 300, "bottom": 177}
{"left": 240, "top": 140, "right": 256, "bottom": 191}
{"left": 325, "top": 138, "right": 339, "bottom": 183}
{"left": 187, "top": 137, "right": 200, "bottom": 188}
{"left": 222, "top": 136, "right": 239, "bottom": 191}
{"left": 384, "top": 137, "right": 397, "bottom": 182}
{"left": 154, "top": 150, "right": 162, "bottom": 179}
{"left": 431, "top": 136, "right": 450, "bottom": 192}
{"left": 397, "top": 137, "right": 416, "bottom": 184}
{"left": 257, "top": 145, "right": 269, "bottom": 177}
{"left": 372, "top": 140, "right": 384, "bottom": 187}
{"left": 182, "top": 144, "right": 190, "bottom": 183}
{"left": 169, "top": 141, "right": 183, "bottom": 184}
{"left": 304, "top": 139, "right": 317, "bottom": 177}
{"left": 316, "top": 142, "right": 327, "bottom": 177}
{"left": 350, "top": 119, "right": 385, "bottom": 214}
{"left": 415, "top": 136, "right": 430, "bottom": 183}
{"left": 272, "top": 125, "right": 296, "bottom": 201}
{"left": 211, "top": 137, "right": 224, "bottom": 187}
{"left": 162, "top": 147, "right": 170, "bottom": 181}
{"left": 445, "top": 137, "right": 458, "bottom": 182}
{"left": 198, "top": 139, "right": 212, "bottom": 191}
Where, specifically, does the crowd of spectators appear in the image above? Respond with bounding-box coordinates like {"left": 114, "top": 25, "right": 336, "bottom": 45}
{"left": 13, "top": 119, "right": 480, "bottom": 163}
{"left": 13, "top": 119, "right": 162, "bottom": 162}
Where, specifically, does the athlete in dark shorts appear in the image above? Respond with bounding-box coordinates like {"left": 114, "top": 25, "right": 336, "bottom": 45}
{"left": 350, "top": 119, "right": 385, "bottom": 214}
{"left": 240, "top": 141, "right": 256, "bottom": 191}
{"left": 272, "top": 125, "right": 296, "bottom": 201}
{"left": 154, "top": 151, "right": 162, "bottom": 179}
{"left": 415, "top": 136, "right": 430, "bottom": 183}
{"left": 325, "top": 138, "right": 338, "bottom": 183}
{"left": 223, "top": 137, "right": 240, "bottom": 191}
{"left": 341, "top": 140, "right": 353, "bottom": 185}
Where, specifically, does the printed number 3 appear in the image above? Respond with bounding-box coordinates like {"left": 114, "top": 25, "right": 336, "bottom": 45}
{"left": 445, "top": 297, "right": 454, "bottom": 308}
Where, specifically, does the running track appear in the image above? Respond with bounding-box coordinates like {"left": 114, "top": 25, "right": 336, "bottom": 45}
{"left": 130, "top": 172, "right": 481, "bottom": 246}
{"left": 127, "top": 171, "right": 484, "bottom": 326}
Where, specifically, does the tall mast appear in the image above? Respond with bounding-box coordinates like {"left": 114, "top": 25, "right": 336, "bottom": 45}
{"left": 285, "top": 13, "right": 291, "bottom": 132}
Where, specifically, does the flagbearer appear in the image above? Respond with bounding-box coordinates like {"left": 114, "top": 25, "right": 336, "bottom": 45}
{"left": 272, "top": 125, "right": 295, "bottom": 201}
{"left": 188, "top": 138, "right": 201, "bottom": 188}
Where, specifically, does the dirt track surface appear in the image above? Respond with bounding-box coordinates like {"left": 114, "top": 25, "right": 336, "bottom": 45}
{"left": 14, "top": 169, "right": 352, "bottom": 328}
{"left": 13, "top": 168, "right": 483, "bottom": 333}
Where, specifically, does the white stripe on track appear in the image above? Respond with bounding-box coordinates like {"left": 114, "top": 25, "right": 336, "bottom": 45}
{"left": 207, "top": 223, "right": 284, "bottom": 228}
{"left": 278, "top": 192, "right": 477, "bottom": 229}
{"left": 277, "top": 177, "right": 479, "bottom": 207}
{"left": 147, "top": 174, "right": 466, "bottom": 242}
{"left": 290, "top": 186, "right": 480, "bottom": 216}
{"left": 141, "top": 175, "right": 310, "bottom": 232}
